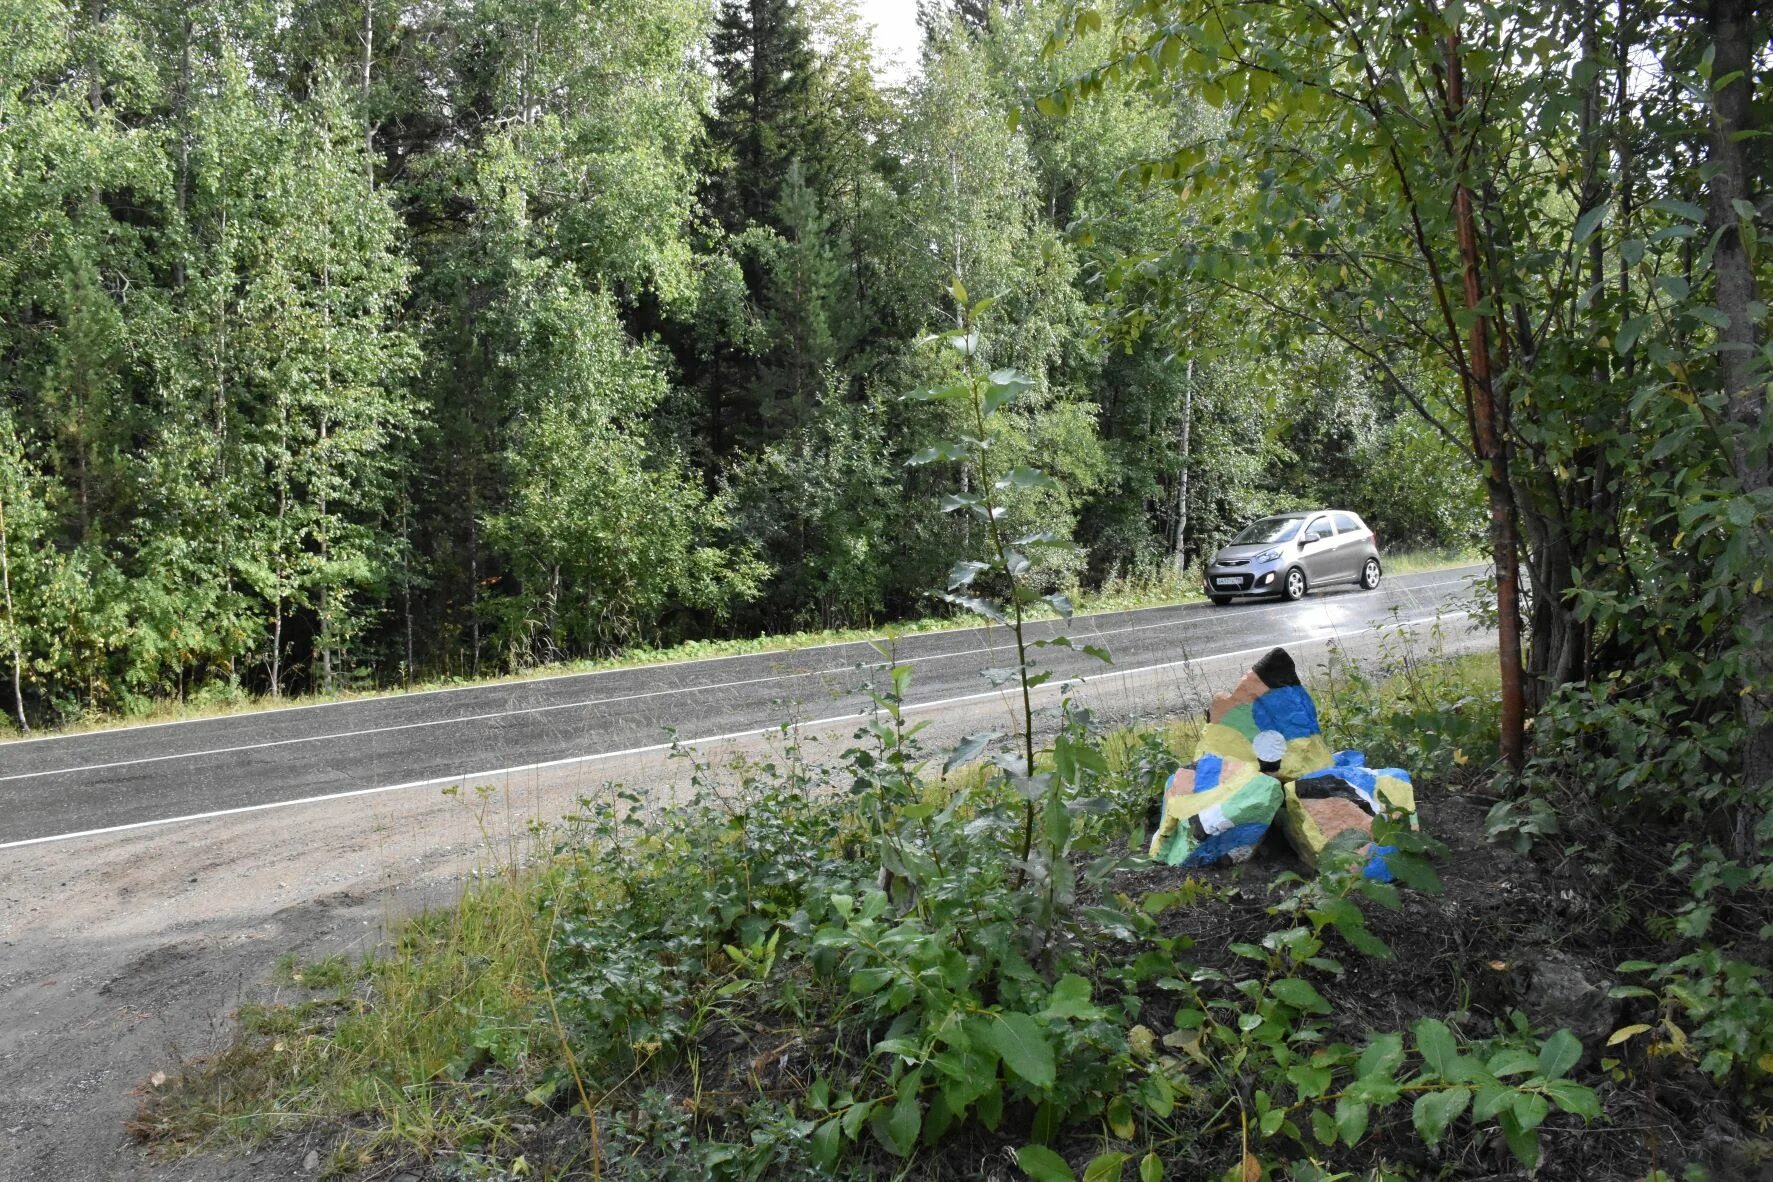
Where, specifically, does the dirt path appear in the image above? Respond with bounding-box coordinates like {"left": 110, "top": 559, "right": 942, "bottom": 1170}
{"left": 0, "top": 627, "right": 1482, "bottom": 1181}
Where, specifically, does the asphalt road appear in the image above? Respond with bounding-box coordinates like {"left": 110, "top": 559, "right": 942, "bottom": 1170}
{"left": 0, "top": 567, "right": 1484, "bottom": 849}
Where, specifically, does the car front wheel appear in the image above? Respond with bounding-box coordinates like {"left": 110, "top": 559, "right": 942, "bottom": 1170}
{"left": 1360, "top": 557, "right": 1382, "bottom": 590}
{"left": 1282, "top": 568, "right": 1307, "bottom": 601}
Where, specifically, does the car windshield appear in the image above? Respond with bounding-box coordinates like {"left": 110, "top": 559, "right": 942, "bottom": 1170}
{"left": 1231, "top": 517, "right": 1304, "bottom": 545}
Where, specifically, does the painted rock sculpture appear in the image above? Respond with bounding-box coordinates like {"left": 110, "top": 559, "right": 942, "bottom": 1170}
{"left": 1281, "top": 752, "right": 1417, "bottom": 880}
{"left": 1152, "top": 647, "right": 1422, "bottom": 878}
{"left": 1198, "top": 648, "right": 1334, "bottom": 783}
{"left": 1149, "top": 753, "right": 1283, "bottom": 867}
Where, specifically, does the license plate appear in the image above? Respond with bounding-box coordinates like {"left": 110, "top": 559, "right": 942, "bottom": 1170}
{"left": 1215, "top": 578, "right": 1239, "bottom": 588}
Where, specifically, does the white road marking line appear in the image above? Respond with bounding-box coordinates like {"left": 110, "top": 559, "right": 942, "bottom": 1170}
{"left": 0, "top": 613, "right": 1473, "bottom": 850}
{"left": 0, "top": 576, "right": 1476, "bottom": 781}
{"left": 0, "top": 577, "right": 1468, "bottom": 779}
{"left": 0, "top": 571, "right": 1479, "bottom": 750}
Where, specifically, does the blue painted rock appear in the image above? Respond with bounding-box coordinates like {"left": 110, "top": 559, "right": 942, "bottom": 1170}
{"left": 1150, "top": 753, "right": 1283, "bottom": 867}
{"left": 1199, "top": 648, "right": 1334, "bottom": 781}
{"left": 1283, "top": 752, "right": 1417, "bottom": 880}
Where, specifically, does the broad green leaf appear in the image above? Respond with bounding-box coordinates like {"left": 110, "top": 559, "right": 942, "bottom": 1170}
{"left": 1361, "top": 879, "right": 1402, "bottom": 910}
{"left": 1107, "top": 1094, "right": 1135, "bottom": 1139}
{"left": 1616, "top": 314, "right": 1653, "bottom": 356}
{"left": 1473, "top": 1083, "right": 1513, "bottom": 1120}
{"left": 940, "top": 492, "right": 984, "bottom": 512}
{"left": 908, "top": 381, "right": 974, "bottom": 404}
{"left": 1335, "top": 1096, "right": 1369, "bottom": 1146}
{"left": 1039, "top": 974, "right": 1103, "bottom": 1020}
{"left": 1543, "top": 1079, "right": 1600, "bottom": 1119}
{"left": 1499, "top": 1108, "right": 1541, "bottom": 1169}
{"left": 941, "top": 592, "right": 1006, "bottom": 623}
{"left": 850, "top": 967, "right": 893, "bottom": 994}
{"left": 1511, "top": 1090, "right": 1550, "bottom": 1132}
{"left": 1139, "top": 1153, "right": 1163, "bottom": 1182}
{"left": 909, "top": 439, "right": 973, "bottom": 465}
{"left": 1572, "top": 202, "right": 1609, "bottom": 245}
{"left": 841, "top": 1098, "right": 874, "bottom": 1138}
{"left": 986, "top": 1012, "right": 1056, "bottom": 1089}
{"left": 1649, "top": 196, "right": 1706, "bottom": 222}
{"left": 1486, "top": 1048, "right": 1539, "bottom": 1077}
{"left": 1357, "top": 1032, "right": 1405, "bottom": 1080}
{"left": 944, "top": 732, "right": 997, "bottom": 773}
{"left": 998, "top": 465, "right": 1059, "bottom": 491}
{"left": 1346, "top": 1073, "right": 1402, "bottom": 1106}
{"left": 984, "top": 370, "right": 1033, "bottom": 415}
{"left": 1536, "top": 1029, "right": 1582, "bottom": 1079}
{"left": 934, "top": 1047, "right": 997, "bottom": 1109}
{"left": 1269, "top": 978, "right": 1331, "bottom": 1014}
{"left": 1411, "top": 1086, "right": 1471, "bottom": 1146}
{"left": 1016, "top": 1144, "right": 1074, "bottom": 1182}
{"left": 811, "top": 1118, "right": 841, "bottom": 1170}
{"left": 1385, "top": 852, "right": 1442, "bottom": 893}
{"left": 1287, "top": 1063, "right": 1332, "bottom": 1098}
{"left": 883, "top": 1085, "right": 921, "bottom": 1156}
{"left": 1655, "top": 274, "right": 1690, "bottom": 300}
{"left": 1337, "top": 919, "right": 1393, "bottom": 960}
{"left": 1083, "top": 1150, "right": 1130, "bottom": 1182}
{"left": 975, "top": 1082, "right": 1003, "bottom": 1130}
{"left": 947, "top": 559, "right": 990, "bottom": 589}
{"left": 1414, "top": 1017, "right": 1459, "bottom": 1079}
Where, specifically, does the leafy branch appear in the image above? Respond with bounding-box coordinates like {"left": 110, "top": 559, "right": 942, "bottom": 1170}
{"left": 908, "top": 281, "right": 1104, "bottom": 869}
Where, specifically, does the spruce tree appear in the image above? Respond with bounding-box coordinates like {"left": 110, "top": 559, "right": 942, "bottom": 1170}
{"left": 706, "top": 0, "right": 817, "bottom": 232}
{"left": 757, "top": 161, "right": 841, "bottom": 430}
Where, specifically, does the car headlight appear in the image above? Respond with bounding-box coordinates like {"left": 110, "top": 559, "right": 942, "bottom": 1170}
{"left": 1256, "top": 547, "right": 1282, "bottom": 563}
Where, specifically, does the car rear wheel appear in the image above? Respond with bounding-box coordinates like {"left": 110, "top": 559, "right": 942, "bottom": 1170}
{"left": 1210, "top": 595, "right": 1232, "bottom": 606}
{"left": 1360, "top": 557, "right": 1382, "bottom": 590}
{"left": 1282, "top": 567, "right": 1307, "bottom": 601}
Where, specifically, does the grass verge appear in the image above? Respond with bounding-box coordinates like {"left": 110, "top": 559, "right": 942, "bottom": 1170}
{"left": 137, "top": 631, "right": 1771, "bottom": 1182}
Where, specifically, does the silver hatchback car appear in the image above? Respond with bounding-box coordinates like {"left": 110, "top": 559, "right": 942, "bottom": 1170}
{"left": 1203, "top": 510, "right": 1382, "bottom": 605}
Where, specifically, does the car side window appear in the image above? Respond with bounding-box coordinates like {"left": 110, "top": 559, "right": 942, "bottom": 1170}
{"left": 1333, "top": 512, "right": 1362, "bottom": 532}
{"left": 1306, "top": 516, "right": 1332, "bottom": 541}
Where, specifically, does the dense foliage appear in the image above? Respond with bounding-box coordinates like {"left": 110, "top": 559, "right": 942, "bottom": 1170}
{"left": 0, "top": 0, "right": 1480, "bottom": 726}
{"left": 117, "top": 1, "right": 1772, "bottom": 1179}
{"left": 1041, "top": 0, "right": 1773, "bottom": 1173}
{"left": 148, "top": 644, "right": 1651, "bottom": 1180}
{"left": 1043, "top": 0, "right": 1770, "bottom": 771}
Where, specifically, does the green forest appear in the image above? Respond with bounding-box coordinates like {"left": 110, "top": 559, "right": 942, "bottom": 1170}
{"left": 37, "top": 0, "right": 1768, "bottom": 1178}
{"left": 0, "top": 0, "right": 1488, "bottom": 726}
